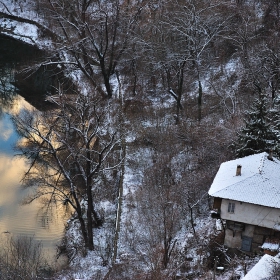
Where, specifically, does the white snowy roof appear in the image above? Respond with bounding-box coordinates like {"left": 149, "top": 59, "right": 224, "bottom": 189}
{"left": 242, "top": 254, "right": 280, "bottom": 280}
{"left": 261, "top": 241, "right": 280, "bottom": 251}
{"left": 208, "top": 152, "right": 280, "bottom": 208}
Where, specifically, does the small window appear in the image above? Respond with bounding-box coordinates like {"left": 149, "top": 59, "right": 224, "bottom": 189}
{"left": 228, "top": 202, "right": 235, "bottom": 213}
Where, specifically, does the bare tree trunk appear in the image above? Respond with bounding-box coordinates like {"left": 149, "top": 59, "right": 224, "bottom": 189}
{"left": 188, "top": 203, "right": 197, "bottom": 238}
{"left": 175, "top": 65, "right": 185, "bottom": 124}
{"left": 74, "top": 195, "right": 89, "bottom": 248}
{"left": 86, "top": 183, "right": 94, "bottom": 250}
{"left": 198, "top": 80, "right": 202, "bottom": 122}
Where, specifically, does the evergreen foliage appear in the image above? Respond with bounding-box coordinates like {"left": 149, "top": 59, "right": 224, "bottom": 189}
{"left": 234, "top": 93, "right": 280, "bottom": 158}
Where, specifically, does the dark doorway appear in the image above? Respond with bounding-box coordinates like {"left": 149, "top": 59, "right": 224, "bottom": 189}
{"left": 241, "top": 236, "right": 252, "bottom": 251}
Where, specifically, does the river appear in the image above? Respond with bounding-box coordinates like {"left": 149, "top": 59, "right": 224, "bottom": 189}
{"left": 0, "top": 37, "right": 70, "bottom": 265}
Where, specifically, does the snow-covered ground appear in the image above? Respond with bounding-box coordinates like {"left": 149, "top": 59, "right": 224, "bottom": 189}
{"left": 0, "top": 1, "right": 268, "bottom": 279}
{"left": 0, "top": 1, "right": 53, "bottom": 48}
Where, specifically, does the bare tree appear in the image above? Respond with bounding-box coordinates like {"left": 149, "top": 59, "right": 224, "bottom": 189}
{"left": 133, "top": 153, "right": 182, "bottom": 275}
{"left": 134, "top": 0, "right": 227, "bottom": 122}
{"left": 13, "top": 92, "right": 123, "bottom": 251}
{"left": 169, "top": 0, "right": 228, "bottom": 121}
{"left": 0, "top": 235, "right": 48, "bottom": 280}
{"left": 37, "top": 0, "right": 144, "bottom": 98}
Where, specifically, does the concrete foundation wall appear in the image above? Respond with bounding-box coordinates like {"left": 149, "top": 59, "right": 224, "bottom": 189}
{"left": 224, "top": 228, "right": 242, "bottom": 248}
{"left": 224, "top": 223, "right": 275, "bottom": 253}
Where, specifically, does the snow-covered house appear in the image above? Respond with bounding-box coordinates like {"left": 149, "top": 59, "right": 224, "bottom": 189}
{"left": 241, "top": 253, "right": 280, "bottom": 280}
{"left": 209, "top": 152, "right": 280, "bottom": 254}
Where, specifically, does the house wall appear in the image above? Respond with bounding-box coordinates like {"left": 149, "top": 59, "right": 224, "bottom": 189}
{"left": 220, "top": 199, "right": 280, "bottom": 252}
{"left": 220, "top": 199, "right": 280, "bottom": 229}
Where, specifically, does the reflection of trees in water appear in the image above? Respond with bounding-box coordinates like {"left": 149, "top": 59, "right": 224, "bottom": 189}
{"left": 38, "top": 209, "right": 51, "bottom": 229}
{"left": 0, "top": 63, "right": 17, "bottom": 114}
{"left": 0, "top": 37, "right": 45, "bottom": 114}
{"left": 35, "top": 197, "right": 72, "bottom": 230}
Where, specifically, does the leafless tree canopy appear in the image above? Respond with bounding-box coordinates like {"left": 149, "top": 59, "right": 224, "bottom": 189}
{"left": 13, "top": 93, "right": 123, "bottom": 251}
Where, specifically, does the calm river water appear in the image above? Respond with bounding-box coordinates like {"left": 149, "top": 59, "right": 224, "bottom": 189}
{"left": 0, "top": 38, "right": 70, "bottom": 264}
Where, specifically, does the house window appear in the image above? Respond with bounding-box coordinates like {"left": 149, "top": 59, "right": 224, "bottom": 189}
{"left": 228, "top": 202, "right": 235, "bottom": 213}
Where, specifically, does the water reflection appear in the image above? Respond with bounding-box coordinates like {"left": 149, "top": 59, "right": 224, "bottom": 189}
{"left": 0, "top": 64, "right": 17, "bottom": 116}
{"left": 0, "top": 66, "right": 69, "bottom": 263}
